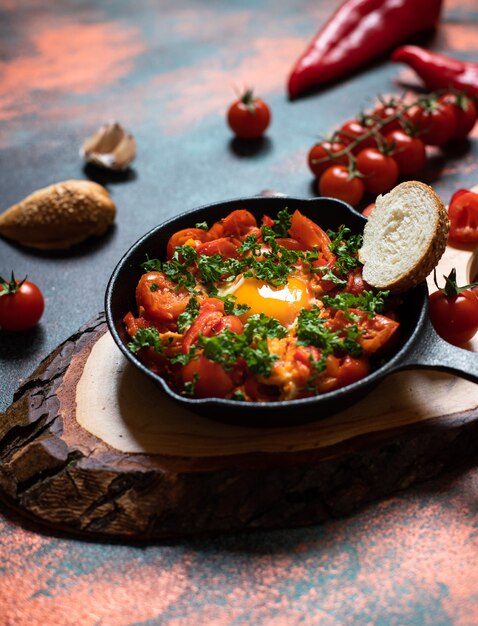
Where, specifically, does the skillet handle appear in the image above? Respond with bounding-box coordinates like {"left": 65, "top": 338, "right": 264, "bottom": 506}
{"left": 394, "top": 317, "right": 478, "bottom": 383}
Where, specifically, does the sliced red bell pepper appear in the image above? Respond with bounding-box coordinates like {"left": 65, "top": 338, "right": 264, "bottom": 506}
{"left": 287, "top": 0, "right": 443, "bottom": 99}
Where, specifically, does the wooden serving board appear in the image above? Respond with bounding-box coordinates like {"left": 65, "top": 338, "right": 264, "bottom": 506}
{"left": 0, "top": 246, "right": 477, "bottom": 540}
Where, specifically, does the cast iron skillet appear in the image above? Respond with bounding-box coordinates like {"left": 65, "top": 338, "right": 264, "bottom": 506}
{"left": 105, "top": 196, "right": 478, "bottom": 426}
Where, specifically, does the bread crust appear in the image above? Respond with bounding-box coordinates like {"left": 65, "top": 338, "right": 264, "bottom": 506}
{"left": 358, "top": 181, "right": 450, "bottom": 293}
{"left": 0, "top": 179, "right": 116, "bottom": 250}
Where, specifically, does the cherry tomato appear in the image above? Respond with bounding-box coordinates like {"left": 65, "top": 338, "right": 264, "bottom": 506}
{"left": 448, "top": 190, "right": 478, "bottom": 243}
{"left": 166, "top": 227, "right": 210, "bottom": 259}
{"left": 182, "top": 355, "right": 235, "bottom": 398}
{"left": 429, "top": 269, "right": 478, "bottom": 345}
{"left": 182, "top": 298, "right": 225, "bottom": 353}
{"left": 319, "top": 165, "right": 365, "bottom": 206}
{"left": 208, "top": 209, "right": 257, "bottom": 239}
{"left": 438, "top": 93, "right": 477, "bottom": 139}
{"left": 196, "top": 237, "right": 238, "bottom": 258}
{"left": 0, "top": 274, "right": 44, "bottom": 331}
{"left": 333, "top": 355, "right": 371, "bottom": 389}
{"left": 408, "top": 100, "right": 456, "bottom": 146}
{"left": 356, "top": 312, "right": 400, "bottom": 355}
{"left": 345, "top": 267, "right": 369, "bottom": 295}
{"left": 315, "top": 354, "right": 370, "bottom": 393}
{"left": 327, "top": 309, "right": 399, "bottom": 356}
{"left": 336, "top": 119, "right": 377, "bottom": 152}
{"left": 211, "top": 315, "right": 244, "bottom": 335}
{"left": 370, "top": 98, "right": 408, "bottom": 135}
{"left": 227, "top": 89, "right": 271, "bottom": 139}
{"left": 136, "top": 271, "right": 190, "bottom": 326}
{"left": 289, "top": 210, "right": 335, "bottom": 262}
{"left": 385, "top": 130, "right": 427, "bottom": 178}
{"left": 243, "top": 375, "right": 281, "bottom": 401}
{"left": 307, "top": 141, "right": 349, "bottom": 178}
{"left": 274, "top": 237, "right": 306, "bottom": 251}
{"left": 356, "top": 148, "right": 399, "bottom": 195}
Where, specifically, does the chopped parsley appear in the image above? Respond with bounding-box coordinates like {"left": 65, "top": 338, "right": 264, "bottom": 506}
{"left": 296, "top": 305, "right": 363, "bottom": 372}
{"left": 322, "top": 290, "right": 390, "bottom": 318}
{"left": 196, "top": 313, "right": 287, "bottom": 376}
{"left": 161, "top": 245, "right": 198, "bottom": 291}
{"left": 270, "top": 207, "right": 292, "bottom": 238}
{"left": 177, "top": 296, "right": 200, "bottom": 332}
{"left": 183, "top": 373, "right": 198, "bottom": 396}
{"left": 141, "top": 256, "right": 162, "bottom": 272}
{"left": 327, "top": 225, "right": 363, "bottom": 277}
{"left": 208, "top": 292, "right": 251, "bottom": 316}
{"left": 128, "top": 327, "right": 164, "bottom": 354}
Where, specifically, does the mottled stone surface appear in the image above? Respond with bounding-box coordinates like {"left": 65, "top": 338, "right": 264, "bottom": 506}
{"left": 1, "top": 0, "right": 478, "bottom": 623}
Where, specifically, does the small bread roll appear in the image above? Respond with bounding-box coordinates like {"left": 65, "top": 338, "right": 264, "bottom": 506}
{"left": 0, "top": 179, "right": 116, "bottom": 250}
{"left": 358, "top": 181, "right": 449, "bottom": 293}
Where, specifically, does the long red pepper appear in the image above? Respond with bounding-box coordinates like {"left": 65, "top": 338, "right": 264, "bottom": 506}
{"left": 392, "top": 46, "right": 478, "bottom": 100}
{"left": 287, "top": 0, "right": 443, "bottom": 100}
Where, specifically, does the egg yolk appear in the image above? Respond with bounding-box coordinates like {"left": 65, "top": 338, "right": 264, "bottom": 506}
{"left": 234, "top": 276, "right": 310, "bottom": 327}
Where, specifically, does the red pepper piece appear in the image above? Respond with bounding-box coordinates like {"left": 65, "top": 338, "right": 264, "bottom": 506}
{"left": 287, "top": 0, "right": 443, "bottom": 100}
{"left": 392, "top": 46, "right": 478, "bottom": 100}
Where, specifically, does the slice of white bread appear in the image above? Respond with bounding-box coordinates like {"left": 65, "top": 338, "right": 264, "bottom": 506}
{"left": 358, "top": 181, "right": 449, "bottom": 293}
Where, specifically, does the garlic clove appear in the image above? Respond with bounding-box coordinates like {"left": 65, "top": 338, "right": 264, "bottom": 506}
{"left": 80, "top": 122, "right": 136, "bottom": 171}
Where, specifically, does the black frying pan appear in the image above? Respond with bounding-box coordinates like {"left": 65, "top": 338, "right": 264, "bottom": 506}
{"left": 105, "top": 196, "right": 478, "bottom": 426}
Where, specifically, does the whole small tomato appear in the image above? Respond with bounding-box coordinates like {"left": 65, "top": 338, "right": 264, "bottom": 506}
{"left": 336, "top": 118, "right": 377, "bottom": 153}
{"left": 227, "top": 89, "right": 271, "bottom": 139}
{"left": 356, "top": 147, "right": 399, "bottom": 195}
{"left": 448, "top": 188, "right": 478, "bottom": 243}
{"left": 319, "top": 165, "right": 365, "bottom": 206}
{"left": 385, "top": 129, "right": 427, "bottom": 178}
{"left": 370, "top": 97, "right": 408, "bottom": 135}
{"left": 438, "top": 92, "right": 477, "bottom": 140}
{"left": 0, "top": 273, "right": 45, "bottom": 331}
{"left": 307, "top": 140, "right": 349, "bottom": 178}
{"left": 429, "top": 268, "right": 478, "bottom": 346}
{"left": 408, "top": 99, "right": 456, "bottom": 146}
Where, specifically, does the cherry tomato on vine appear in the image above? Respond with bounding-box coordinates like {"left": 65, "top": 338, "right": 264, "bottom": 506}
{"left": 438, "top": 92, "right": 477, "bottom": 140}
{"left": 307, "top": 140, "right": 348, "bottom": 178}
{"left": 429, "top": 269, "right": 478, "bottom": 346}
{"left": 370, "top": 98, "right": 408, "bottom": 135}
{"left": 336, "top": 119, "right": 376, "bottom": 152}
{"left": 385, "top": 129, "right": 427, "bottom": 178}
{"left": 319, "top": 165, "right": 365, "bottom": 206}
{"left": 355, "top": 147, "right": 399, "bottom": 195}
{"left": 448, "top": 189, "right": 478, "bottom": 243}
{"left": 408, "top": 100, "right": 456, "bottom": 146}
{"left": 0, "top": 273, "right": 44, "bottom": 331}
{"left": 227, "top": 89, "right": 271, "bottom": 139}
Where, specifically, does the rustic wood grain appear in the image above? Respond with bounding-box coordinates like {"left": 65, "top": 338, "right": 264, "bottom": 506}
{"left": 0, "top": 243, "right": 477, "bottom": 540}
{"left": 0, "top": 307, "right": 477, "bottom": 539}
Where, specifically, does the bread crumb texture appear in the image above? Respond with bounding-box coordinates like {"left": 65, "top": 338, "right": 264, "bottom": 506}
{"left": 0, "top": 180, "right": 116, "bottom": 249}
{"left": 359, "top": 181, "right": 449, "bottom": 293}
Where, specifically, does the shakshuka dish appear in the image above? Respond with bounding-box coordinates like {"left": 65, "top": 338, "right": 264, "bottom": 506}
{"left": 123, "top": 208, "right": 400, "bottom": 401}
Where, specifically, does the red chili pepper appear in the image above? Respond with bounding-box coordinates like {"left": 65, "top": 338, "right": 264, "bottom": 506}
{"left": 287, "top": 0, "right": 443, "bottom": 100}
{"left": 392, "top": 46, "right": 478, "bottom": 100}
